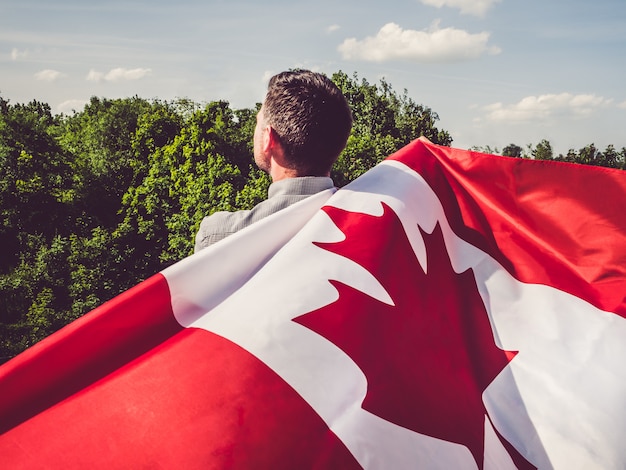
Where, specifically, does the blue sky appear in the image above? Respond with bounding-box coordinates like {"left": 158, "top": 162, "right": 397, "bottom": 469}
{"left": 2, "top": 0, "right": 625, "bottom": 155}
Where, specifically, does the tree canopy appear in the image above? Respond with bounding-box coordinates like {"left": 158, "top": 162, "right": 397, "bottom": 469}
{"left": 474, "top": 139, "right": 625, "bottom": 169}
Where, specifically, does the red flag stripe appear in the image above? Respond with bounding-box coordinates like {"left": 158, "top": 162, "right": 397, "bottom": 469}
{"left": 0, "top": 328, "right": 360, "bottom": 469}
{"left": 0, "top": 273, "right": 181, "bottom": 433}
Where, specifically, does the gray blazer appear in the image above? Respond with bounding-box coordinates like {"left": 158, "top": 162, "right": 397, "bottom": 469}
{"left": 194, "top": 176, "right": 335, "bottom": 251}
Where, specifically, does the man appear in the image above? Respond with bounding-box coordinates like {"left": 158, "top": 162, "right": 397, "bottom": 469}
{"left": 194, "top": 69, "right": 353, "bottom": 251}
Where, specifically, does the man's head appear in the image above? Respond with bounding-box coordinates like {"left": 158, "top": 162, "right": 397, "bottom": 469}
{"left": 254, "top": 70, "right": 352, "bottom": 178}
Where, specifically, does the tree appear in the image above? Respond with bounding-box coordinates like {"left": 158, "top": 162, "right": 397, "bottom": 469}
{"left": 0, "top": 234, "right": 72, "bottom": 359}
{"left": 502, "top": 143, "right": 524, "bottom": 158}
{"left": 118, "top": 100, "right": 258, "bottom": 272}
{"left": 330, "top": 71, "right": 452, "bottom": 186}
{"left": 470, "top": 145, "right": 500, "bottom": 155}
{"left": 598, "top": 145, "right": 625, "bottom": 169}
{"left": 0, "top": 98, "right": 76, "bottom": 271}
{"left": 531, "top": 139, "right": 553, "bottom": 161}
{"left": 551, "top": 143, "right": 626, "bottom": 170}
{"left": 58, "top": 96, "right": 167, "bottom": 229}
{"left": 577, "top": 144, "right": 600, "bottom": 166}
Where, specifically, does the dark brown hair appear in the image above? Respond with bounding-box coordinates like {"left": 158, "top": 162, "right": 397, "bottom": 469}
{"left": 263, "top": 70, "right": 352, "bottom": 176}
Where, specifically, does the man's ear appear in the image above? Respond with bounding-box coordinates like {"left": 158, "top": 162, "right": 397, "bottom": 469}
{"left": 265, "top": 126, "right": 294, "bottom": 178}
{"left": 261, "top": 124, "right": 273, "bottom": 153}
{"left": 266, "top": 126, "right": 284, "bottom": 159}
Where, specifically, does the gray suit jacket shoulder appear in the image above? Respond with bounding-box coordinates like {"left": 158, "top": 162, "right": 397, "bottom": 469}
{"left": 194, "top": 176, "right": 335, "bottom": 251}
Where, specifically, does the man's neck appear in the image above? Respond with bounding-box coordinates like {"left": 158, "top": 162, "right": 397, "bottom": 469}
{"left": 269, "top": 166, "right": 299, "bottom": 182}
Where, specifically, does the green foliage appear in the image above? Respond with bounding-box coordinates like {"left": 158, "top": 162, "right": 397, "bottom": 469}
{"left": 0, "top": 98, "right": 73, "bottom": 272}
{"left": 473, "top": 139, "right": 625, "bottom": 170}
{"left": 502, "top": 144, "right": 524, "bottom": 159}
{"left": 331, "top": 71, "right": 452, "bottom": 186}
{"left": 58, "top": 96, "right": 166, "bottom": 229}
{"left": 470, "top": 144, "right": 501, "bottom": 155}
{"left": 0, "top": 234, "right": 71, "bottom": 358}
{"left": 549, "top": 143, "right": 626, "bottom": 169}
{"left": 532, "top": 139, "right": 553, "bottom": 161}
{"left": 119, "top": 101, "right": 256, "bottom": 268}
{"left": 1, "top": 72, "right": 624, "bottom": 363}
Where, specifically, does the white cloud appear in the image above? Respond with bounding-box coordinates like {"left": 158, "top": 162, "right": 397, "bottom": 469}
{"left": 86, "top": 67, "right": 152, "bottom": 82}
{"left": 419, "top": 0, "right": 501, "bottom": 16}
{"left": 338, "top": 22, "right": 500, "bottom": 63}
{"left": 57, "top": 99, "right": 89, "bottom": 114}
{"left": 105, "top": 67, "right": 151, "bottom": 81}
{"left": 34, "top": 69, "right": 66, "bottom": 81}
{"left": 618, "top": 100, "right": 626, "bottom": 109}
{"left": 484, "top": 93, "right": 613, "bottom": 122}
{"left": 327, "top": 24, "right": 341, "bottom": 34}
{"left": 11, "top": 48, "right": 28, "bottom": 60}
{"left": 86, "top": 69, "right": 104, "bottom": 81}
{"left": 262, "top": 70, "right": 275, "bottom": 84}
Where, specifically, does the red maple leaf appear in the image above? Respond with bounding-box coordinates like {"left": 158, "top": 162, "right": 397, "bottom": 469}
{"left": 294, "top": 203, "right": 533, "bottom": 469}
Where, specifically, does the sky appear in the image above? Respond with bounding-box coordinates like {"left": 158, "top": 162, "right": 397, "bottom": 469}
{"left": 2, "top": 0, "right": 625, "bottom": 155}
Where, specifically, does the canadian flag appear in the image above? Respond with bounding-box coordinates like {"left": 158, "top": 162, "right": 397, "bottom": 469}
{"left": 1, "top": 138, "right": 625, "bottom": 469}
